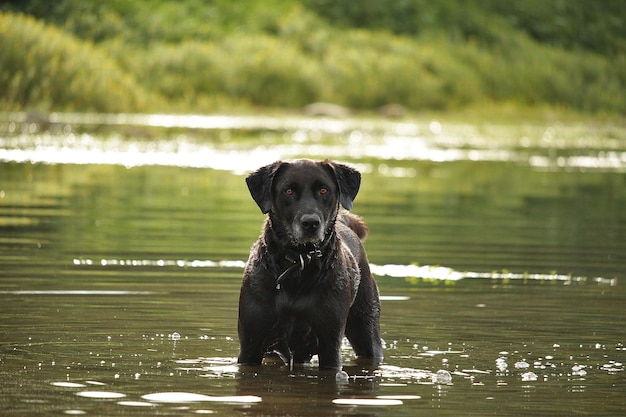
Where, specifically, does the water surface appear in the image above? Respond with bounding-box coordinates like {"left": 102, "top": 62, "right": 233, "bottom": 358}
{"left": 1, "top": 113, "right": 625, "bottom": 415}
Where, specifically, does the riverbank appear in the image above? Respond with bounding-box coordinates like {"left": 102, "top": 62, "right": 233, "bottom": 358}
{"left": 1, "top": 1, "right": 625, "bottom": 116}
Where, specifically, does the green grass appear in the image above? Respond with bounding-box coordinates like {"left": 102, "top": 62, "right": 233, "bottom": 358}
{"left": 1, "top": 1, "right": 625, "bottom": 116}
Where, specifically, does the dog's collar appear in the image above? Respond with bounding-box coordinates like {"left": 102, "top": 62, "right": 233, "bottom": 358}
{"left": 275, "top": 229, "right": 335, "bottom": 290}
{"left": 274, "top": 249, "right": 322, "bottom": 290}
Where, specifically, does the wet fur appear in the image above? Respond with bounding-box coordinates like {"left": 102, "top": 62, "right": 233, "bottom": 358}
{"left": 238, "top": 159, "right": 383, "bottom": 369}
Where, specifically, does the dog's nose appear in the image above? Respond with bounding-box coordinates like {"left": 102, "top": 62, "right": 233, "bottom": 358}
{"left": 300, "top": 214, "right": 321, "bottom": 231}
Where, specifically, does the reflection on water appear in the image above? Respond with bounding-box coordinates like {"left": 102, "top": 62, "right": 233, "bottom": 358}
{"left": 70, "top": 256, "right": 617, "bottom": 286}
{"left": 2, "top": 112, "right": 626, "bottom": 172}
{"left": 1, "top": 113, "right": 625, "bottom": 415}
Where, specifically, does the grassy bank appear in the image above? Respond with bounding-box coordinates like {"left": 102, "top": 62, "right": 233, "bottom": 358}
{"left": 1, "top": 1, "right": 625, "bottom": 116}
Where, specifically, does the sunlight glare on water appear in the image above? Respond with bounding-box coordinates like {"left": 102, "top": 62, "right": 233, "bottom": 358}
{"left": 2, "top": 131, "right": 624, "bottom": 171}
{"left": 1, "top": 112, "right": 625, "bottom": 172}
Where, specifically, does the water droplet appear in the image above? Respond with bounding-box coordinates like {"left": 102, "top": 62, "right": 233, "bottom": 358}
{"left": 495, "top": 357, "right": 508, "bottom": 372}
{"left": 335, "top": 370, "right": 349, "bottom": 383}
{"left": 521, "top": 372, "right": 538, "bottom": 382}
{"left": 434, "top": 369, "right": 452, "bottom": 384}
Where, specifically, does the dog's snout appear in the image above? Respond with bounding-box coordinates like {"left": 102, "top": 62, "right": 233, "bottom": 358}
{"left": 300, "top": 214, "right": 321, "bottom": 231}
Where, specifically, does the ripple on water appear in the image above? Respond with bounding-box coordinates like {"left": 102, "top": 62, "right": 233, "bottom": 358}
{"left": 377, "top": 395, "right": 422, "bottom": 400}
{"left": 333, "top": 398, "right": 403, "bottom": 406}
{"left": 76, "top": 391, "right": 126, "bottom": 399}
{"left": 141, "top": 392, "right": 262, "bottom": 404}
{"left": 71, "top": 257, "right": 615, "bottom": 286}
{"left": 117, "top": 401, "right": 157, "bottom": 407}
{"left": 376, "top": 365, "right": 453, "bottom": 385}
{"left": 51, "top": 382, "right": 86, "bottom": 388}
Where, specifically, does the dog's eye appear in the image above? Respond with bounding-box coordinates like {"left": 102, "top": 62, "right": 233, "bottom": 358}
{"left": 319, "top": 187, "right": 328, "bottom": 195}
{"left": 284, "top": 188, "right": 294, "bottom": 196}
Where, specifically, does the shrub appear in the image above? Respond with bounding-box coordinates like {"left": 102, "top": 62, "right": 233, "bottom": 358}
{"left": 126, "top": 35, "right": 322, "bottom": 108}
{"left": 458, "top": 31, "right": 626, "bottom": 113}
{"left": 0, "top": 12, "right": 155, "bottom": 112}
{"left": 2, "top": 3, "right": 625, "bottom": 114}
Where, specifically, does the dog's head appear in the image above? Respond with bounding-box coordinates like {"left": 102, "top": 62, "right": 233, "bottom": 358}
{"left": 246, "top": 159, "right": 361, "bottom": 246}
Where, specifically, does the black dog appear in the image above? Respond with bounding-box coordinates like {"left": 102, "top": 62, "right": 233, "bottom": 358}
{"left": 238, "top": 159, "right": 383, "bottom": 370}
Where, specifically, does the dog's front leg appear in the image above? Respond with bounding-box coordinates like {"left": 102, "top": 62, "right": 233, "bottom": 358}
{"left": 237, "top": 290, "right": 274, "bottom": 365}
{"left": 316, "top": 337, "right": 343, "bottom": 369}
{"left": 313, "top": 318, "right": 346, "bottom": 370}
{"left": 237, "top": 318, "right": 267, "bottom": 365}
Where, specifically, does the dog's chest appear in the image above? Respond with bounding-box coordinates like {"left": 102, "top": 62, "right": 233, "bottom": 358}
{"left": 274, "top": 287, "right": 318, "bottom": 314}
{"left": 273, "top": 266, "right": 357, "bottom": 314}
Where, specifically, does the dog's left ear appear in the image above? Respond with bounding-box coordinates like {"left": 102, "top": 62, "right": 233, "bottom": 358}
{"left": 246, "top": 161, "right": 283, "bottom": 213}
{"left": 324, "top": 160, "right": 361, "bottom": 210}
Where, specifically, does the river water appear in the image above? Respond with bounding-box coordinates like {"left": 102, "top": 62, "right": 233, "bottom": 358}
{"left": 1, "top": 113, "right": 625, "bottom": 415}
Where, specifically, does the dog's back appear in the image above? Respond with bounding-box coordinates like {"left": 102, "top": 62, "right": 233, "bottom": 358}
{"left": 338, "top": 211, "right": 368, "bottom": 240}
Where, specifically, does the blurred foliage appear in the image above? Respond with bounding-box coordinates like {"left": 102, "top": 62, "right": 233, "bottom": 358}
{"left": 304, "top": 0, "right": 626, "bottom": 56}
{"left": 1, "top": 0, "right": 625, "bottom": 114}
{"left": 0, "top": 12, "right": 155, "bottom": 112}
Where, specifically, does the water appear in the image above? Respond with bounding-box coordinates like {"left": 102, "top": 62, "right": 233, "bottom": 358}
{"left": 1, "top": 113, "right": 625, "bottom": 415}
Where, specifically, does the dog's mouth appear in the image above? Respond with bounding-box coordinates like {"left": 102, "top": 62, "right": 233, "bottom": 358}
{"left": 290, "top": 235, "right": 323, "bottom": 248}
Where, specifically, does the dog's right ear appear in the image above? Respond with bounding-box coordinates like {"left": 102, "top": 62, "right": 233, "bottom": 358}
{"left": 245, "top": 161, "right": 283, "bottom": 214}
